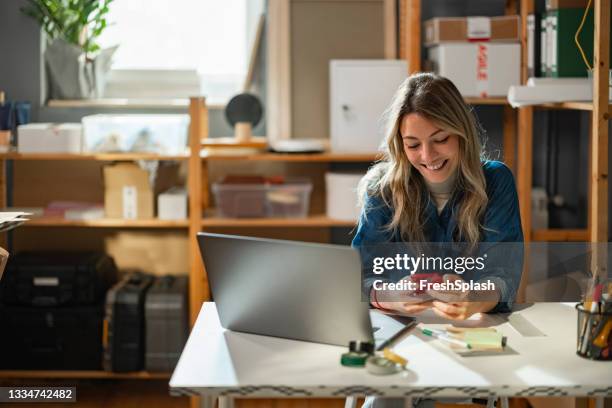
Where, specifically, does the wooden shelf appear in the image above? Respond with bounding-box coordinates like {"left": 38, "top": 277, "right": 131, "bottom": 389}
{"left": 463, "top": 97, "right": 509, "bottom": 106}
{"left": 535, "top": 102, "right": 596, "bottom": 111}
{"left": 0, "top": 151, "right": 189, "bottom": 161}
{"left": 202, "top": 214, "right": 357, "bottom": 228}
{"left": 202, "top": 136, "right": 268, "bottom": 149}
{"left": 201, "top": 151, "right": 381, "bottom": 162}
{"left": 532, "top": 102, "right": 612, "bottom": 111}
{"left": 0, "top": 370, "right": 170, "bottom": 379}
{"left": 532, "top": 229, "right": 589, "bottom": 241}
{"left": 24, "top": 218, "right": 189, "bottom": 228}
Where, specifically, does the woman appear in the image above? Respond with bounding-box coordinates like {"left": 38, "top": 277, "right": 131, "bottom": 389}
{"left": 353, "top": 72, "right": 523, "bottom": 321}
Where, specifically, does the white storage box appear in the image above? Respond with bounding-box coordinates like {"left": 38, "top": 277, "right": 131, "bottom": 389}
{"left": 325, "top": 172, "right": 364, "bottom": 221}
{"left": 82, "top": 114, "right": 189, "bottom": 154}
{"left": 158, "top": 187, "right": 188, "bottom": 220}
{"left": 17, "top": 123, "right": 82, "bottom": 153}
{"left": 212, "top": 180, "right": 312, "bottom": 218}
{"left": 330, "top": 60, "right": 407, "bottom": 153}
{"left": 428, "top": 43, "right": 520, "bottom": 97}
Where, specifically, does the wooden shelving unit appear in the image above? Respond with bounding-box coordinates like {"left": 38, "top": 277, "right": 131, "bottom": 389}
{"left": 514, "top": 0, "right": 610, "bottom": 248}
{"left": 187, "top": 98, "right": 379, "bottom": 320}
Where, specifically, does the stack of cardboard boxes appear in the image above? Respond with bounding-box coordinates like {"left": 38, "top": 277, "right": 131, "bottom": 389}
{"left": 425, "top": 15, "right": 521, "bottom": 97}
{"left": 103, "top": 163, "right": 187, "bottom": 220}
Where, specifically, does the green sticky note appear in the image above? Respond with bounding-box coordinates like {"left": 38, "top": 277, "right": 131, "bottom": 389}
{"left": 464, "top": 331, "right": 504, "bottom": 349}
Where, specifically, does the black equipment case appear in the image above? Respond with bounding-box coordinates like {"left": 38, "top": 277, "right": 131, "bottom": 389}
{"left": 0, "top": 252, "right": 117, "bottom": 307}
{"left": 145, "top": 276, "right": 189, "bottom": 371}
{"left": 103, "top": 271, "right": 154, "bottom": 372}
{"left": 0, "top": 305, "right": 104, "bottom": 369}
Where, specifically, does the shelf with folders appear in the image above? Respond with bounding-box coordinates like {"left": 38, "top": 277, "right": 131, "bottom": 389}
{"left": 512, "top": 0, "right": 610, "bottom": 248}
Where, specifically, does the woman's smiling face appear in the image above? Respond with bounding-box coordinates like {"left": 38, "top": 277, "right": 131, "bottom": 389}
{"left": 400, "top": 113, "right": 460, "bottom": 184}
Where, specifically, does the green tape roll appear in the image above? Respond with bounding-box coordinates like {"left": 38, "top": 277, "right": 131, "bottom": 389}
{"left": 340, "top": 351, "right": 369, "bottom": 367}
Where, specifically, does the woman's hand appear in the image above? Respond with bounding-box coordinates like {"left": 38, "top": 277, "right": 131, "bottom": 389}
{"left": 428, "top": 274, "right": 500, "bottom": 320}
{"left": 374, "top": 299, "right": 434, "bottom": 316}
{"left": 370, "top": 283, "right": 434, "bottom": 316}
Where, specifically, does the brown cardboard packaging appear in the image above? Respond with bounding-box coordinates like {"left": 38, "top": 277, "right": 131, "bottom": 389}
{"left": 424, "top": 16, "right": 520, "bottom": 46}
{"left": 546, "top": 0, "right": 591, "bottom": 10}
{"left": 103, "top": 163, "right": 153, "bottom": 219}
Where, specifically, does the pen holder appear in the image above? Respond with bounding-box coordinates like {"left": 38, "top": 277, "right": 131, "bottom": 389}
{"left": 576, "top": 303, "right": 612, "bottom": 360}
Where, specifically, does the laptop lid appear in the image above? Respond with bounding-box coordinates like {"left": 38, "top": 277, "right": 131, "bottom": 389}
{"left": 197, "top": 232, "right": 375, "bottom": 346}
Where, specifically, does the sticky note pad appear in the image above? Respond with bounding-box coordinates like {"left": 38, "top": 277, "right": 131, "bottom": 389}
{"left": 464, "top": 331, "right": 504, "bottom": 350}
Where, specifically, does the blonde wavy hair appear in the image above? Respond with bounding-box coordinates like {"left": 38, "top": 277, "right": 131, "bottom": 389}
{"left": 358, "top": 72, "right": 488, "bottom": 247}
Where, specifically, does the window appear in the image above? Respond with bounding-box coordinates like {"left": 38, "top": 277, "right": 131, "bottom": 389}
{"left": 99, "top": 0, "right": 263, "bottom": 104}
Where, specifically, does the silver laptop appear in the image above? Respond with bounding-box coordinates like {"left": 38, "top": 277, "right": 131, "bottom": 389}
{"left": 197, "top": 232, "right": 415, "bottom": 348}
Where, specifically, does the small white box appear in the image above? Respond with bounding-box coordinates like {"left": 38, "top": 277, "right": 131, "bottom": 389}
{"left": 330, "top": 60, "right": 407, "bottom": 153}
{"left": 325, "top": 172, "right": 365, "bottom": 221}
{"left": 428, "top": 43, "right": 520, "bottom": 97}
{"left": 158, "top": 187, "right": 188, "bottom": 220}
{"left": 17, "top": 123, "right": 82, "bottom": 153}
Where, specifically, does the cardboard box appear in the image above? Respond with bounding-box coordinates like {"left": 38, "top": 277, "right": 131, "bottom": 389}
{"left": 157, "top": 187, "right": 187, "bottom": 220}
{"left": 17, "top": 123, "right": 82, "bottom": 153}
{"left": 546, "top": 0, "right": 591, "bottom": 10}
{"left": 103, "top": 163, "right": 153, "bottom": 219}
{"left": 424, "top": 16, "right": 520, "bottom": 46}
{"left": 428, "top": 43, "right": 521, "bottom": 97}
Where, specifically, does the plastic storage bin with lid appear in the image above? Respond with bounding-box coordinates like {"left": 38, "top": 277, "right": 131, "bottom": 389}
{"left": 82, "top": 114, "right": 189, "bottom": 155}
{"left": 212, "top": 176, "right": 312, "bottom": 218}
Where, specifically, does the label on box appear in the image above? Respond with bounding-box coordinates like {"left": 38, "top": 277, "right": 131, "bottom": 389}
{"left": 426, "top": 25, "right": 433, "bottom": 43}
{"left": 123, "top": 186, "right": 138, "bottom": 219}
{"left": 476, "top": 43, "right": 489, "bottom": 97}
{"left": 467, "top": 17, "right": 491, "bottom": 41}
{"left": 33, "top": 277, "right": 59, "bottom": 287}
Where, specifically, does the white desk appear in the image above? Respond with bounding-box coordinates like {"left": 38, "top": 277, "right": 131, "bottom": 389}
{"left": 170, "top": 302, "right": 612, "bottom": 401}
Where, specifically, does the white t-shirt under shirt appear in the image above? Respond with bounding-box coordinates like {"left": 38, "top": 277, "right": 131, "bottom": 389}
{"left": 425, "top": 171, "right": 457, "bottom": 214}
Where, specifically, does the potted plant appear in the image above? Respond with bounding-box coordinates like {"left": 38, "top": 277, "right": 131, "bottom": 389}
{"left": 22, "top": 0, "right": 118, "bottom": 99}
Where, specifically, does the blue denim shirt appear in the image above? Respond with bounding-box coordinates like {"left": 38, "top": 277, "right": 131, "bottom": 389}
{"left": 352, "top": 160, "right": 524, "bottom": 312}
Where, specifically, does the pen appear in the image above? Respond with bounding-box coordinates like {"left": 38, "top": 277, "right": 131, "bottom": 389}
{"left": 376, "top": 320, "right": 418, "bottom": 351}
{"left": 421, "top": 328, "right": 472, "bottom": 349}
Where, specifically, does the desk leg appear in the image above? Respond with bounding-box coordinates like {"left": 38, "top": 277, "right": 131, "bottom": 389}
{"left": 345, "top": 396, "right": 358, "bottom": 408}
{"left": 595, "top": 397, "right": 604, "bottom": 408}
{"left": 403, "top": 397, "right": 413, "bottom": 408}
{"left": 218, "top": 396, "right": 234, "bottom": 408}
{"left": 200, "top": 396, "right": 214, "bottom": 408}
{"left": 500, "top": 397, "right": 509, "bottom": 408}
